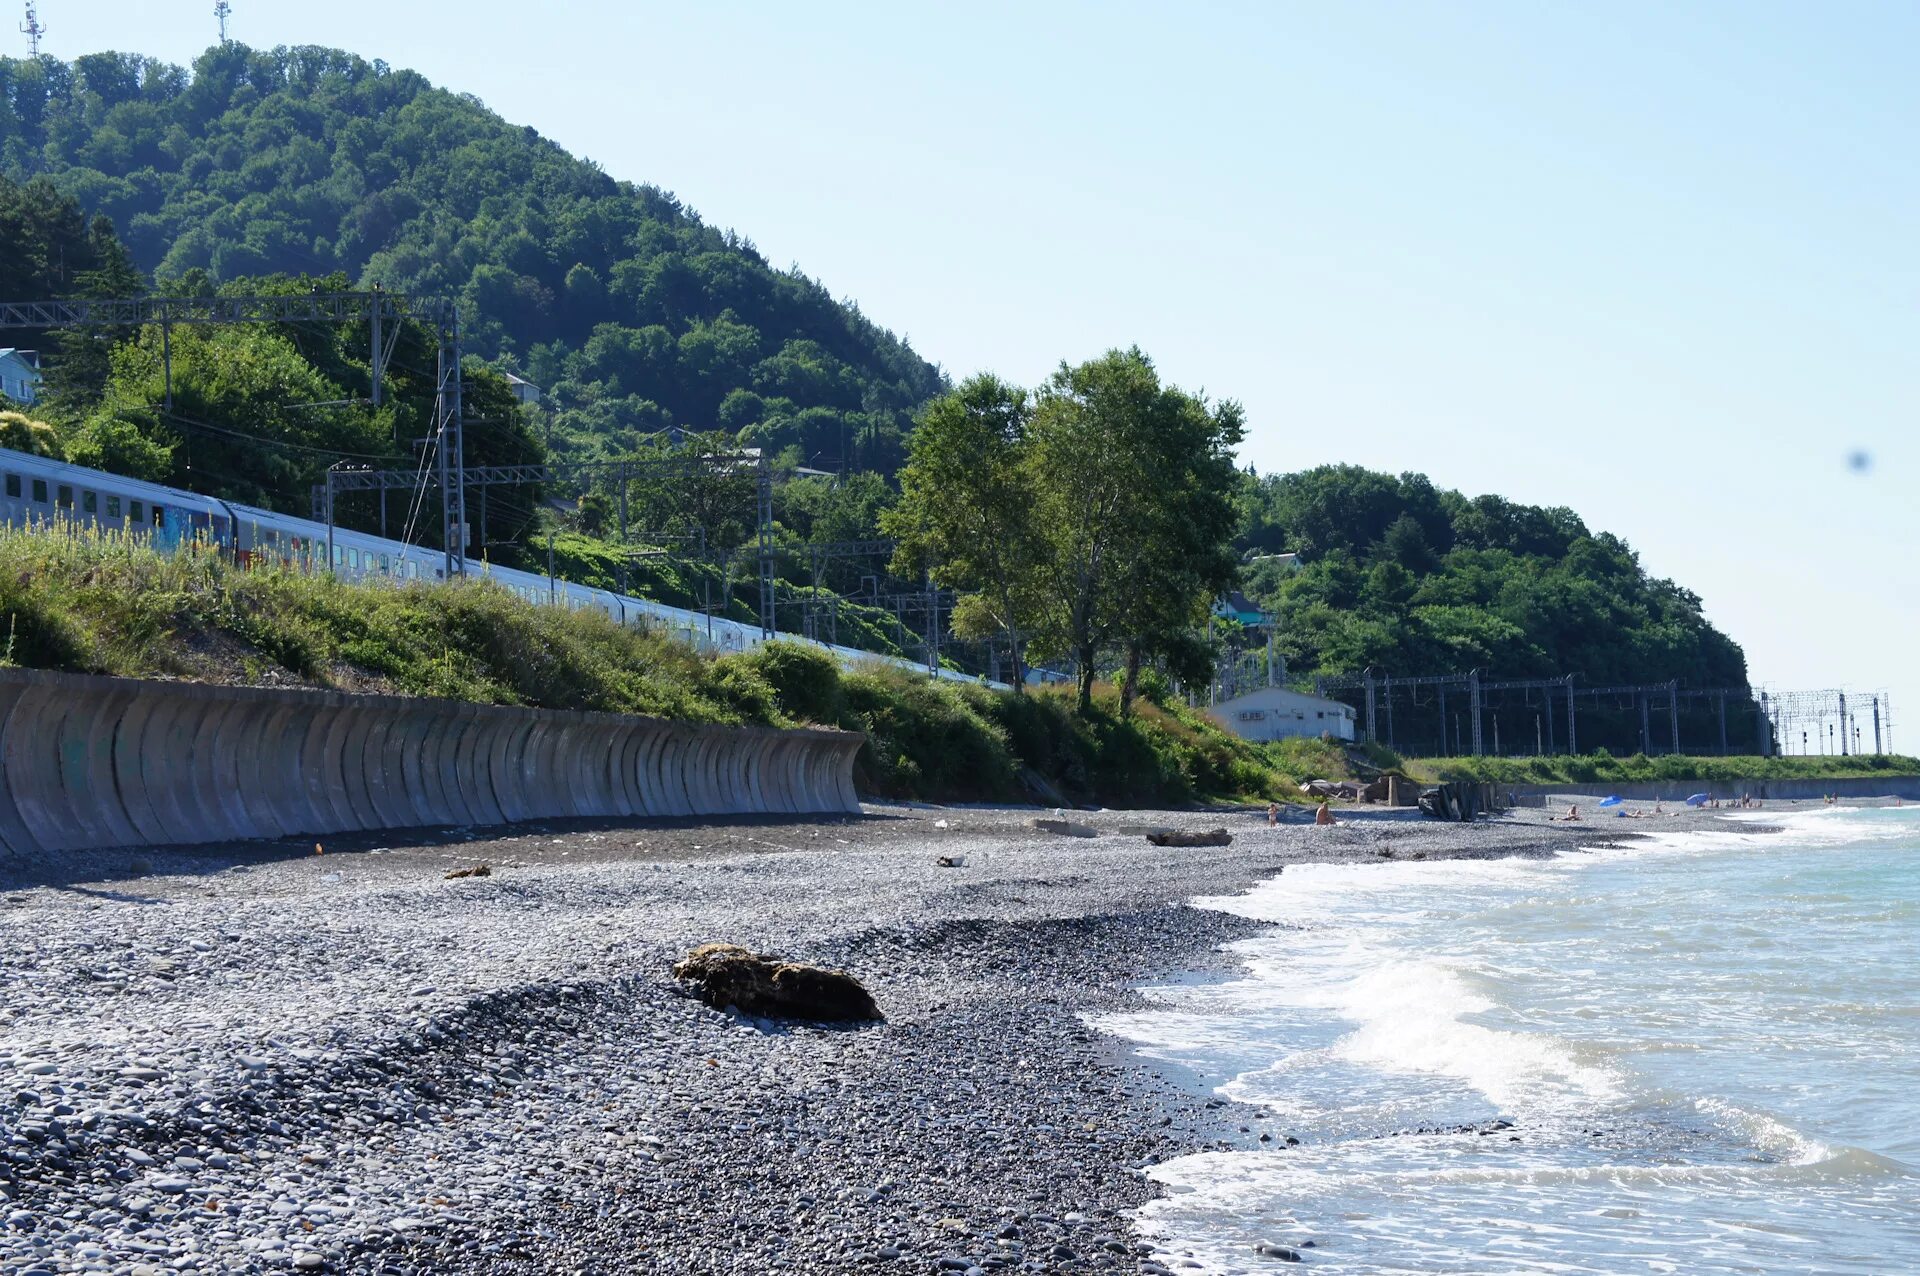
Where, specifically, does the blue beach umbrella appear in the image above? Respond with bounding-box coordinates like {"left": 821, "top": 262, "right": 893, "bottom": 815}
{"left": 1685, "top": 793, "right": 1710, "bottom": 807}
{"left": 1598, "top": 796, "right": 1624, "bottom": 808}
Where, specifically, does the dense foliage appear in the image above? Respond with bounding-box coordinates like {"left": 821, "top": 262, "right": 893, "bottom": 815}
{"left": 1420, "top": 751, "right": 1919, "bottom": 786}
{"left": 0, "top": 518, "right": 1295, "bottom": 804}
{"left": 0, "top": 44, "right": 945, "bottom": 469}
{"left": 0, "top": 46, "right": 1761, "bottom": 710}
{"left": 888, "top": 352, "right": 1245, "bottom": 710}
{"left": 1235, "top": 465, "right": 1749, "bottom": 688}
{"left": 731, "top": 641, "right": 1289, "bottom": 805}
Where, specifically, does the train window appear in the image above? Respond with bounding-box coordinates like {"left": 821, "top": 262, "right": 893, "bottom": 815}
{"left": 379, "top": 553, "right": 390, "bottom": 573}
{"left": 105, "top": 496, "right": 121, "bottom": 519}
{"left": 333, "top": 544, "right": 343, "bottom": 567}
{"left": 55, "top": 484, "right": 72, "bottom": 509}
{"left": 129, "top": 500, "right": 143, "bottom": 524}
{"left": 30, "top": 479, "right": 46, "bottom": 504}
{"left": 82, "top": 491, "right": 97, "bottom": 515}
{"left": 152, "top": 506, "right": 165, "bottom": 528}
{"left": 3, "top": 475, "right": 17, "bottom": 499}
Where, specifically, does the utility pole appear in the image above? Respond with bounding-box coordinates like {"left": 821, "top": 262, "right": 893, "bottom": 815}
{"left": 1839, "top": 691, "right": 1849, "bottom": 757}
{"left": 1363, "top": 668, "right": 1377, "bottom": 745}
{"left": 1567, "top": 675, "right": 1578, "bottom": 756}
{"left": 214, "top": 0, "right": 231, "bottom": 41}
{"left": 20, "top": 2, "right": 43, "bottom": 55}
{"left": 1469, "top": 669, "right": 1483, "bottom": 756}
{"left": 1873, "top": 695, "right": 1883, "bottom": 755}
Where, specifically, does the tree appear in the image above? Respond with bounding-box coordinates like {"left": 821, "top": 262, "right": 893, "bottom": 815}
{"left": 0, "top": 411, "right": 63, "bottom": 458}
{"left": 883, "top": 374, "right": 1044, "bottom": 690}
{"left": 1, "top": 44, "right": 949, "bottom": 473}
{"left": 1024, "top": 349, "right": 1244, "bottom": 712}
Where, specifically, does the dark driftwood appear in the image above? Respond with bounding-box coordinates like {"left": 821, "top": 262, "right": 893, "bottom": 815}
{"left": 672, "top": 943, "right": 883, "bottom": 1022}
{"left": 1146, "top": 828, "right": 1233, "bottom": 847}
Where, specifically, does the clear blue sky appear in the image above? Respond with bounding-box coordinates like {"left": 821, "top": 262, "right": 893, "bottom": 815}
{"left": 31, "top": 2, "right": 1920, "bottom": 745}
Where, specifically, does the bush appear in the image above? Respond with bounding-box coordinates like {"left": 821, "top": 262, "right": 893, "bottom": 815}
{"left": 726, "top": 640, "right": 845, "bottom": 726}
{"left": 841, "top": 666, "right": 1017, "bottom": 800}
{"left": 0, "top": 524, "right": 1320, "bottom": 807}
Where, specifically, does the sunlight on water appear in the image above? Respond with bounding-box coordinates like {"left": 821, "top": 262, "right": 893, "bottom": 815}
{"left": 1102, "top": 807, "right": 1920, "bottom": 1273}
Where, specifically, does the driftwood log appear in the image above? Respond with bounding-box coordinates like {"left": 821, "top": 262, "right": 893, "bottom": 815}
{"left": 672, "top": 943, "right": 883, "bottom": 1022}
{"left": 1146, "top": 828, "right": 1233, "bottom": 848}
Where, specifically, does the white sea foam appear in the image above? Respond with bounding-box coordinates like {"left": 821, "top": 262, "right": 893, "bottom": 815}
{"left": 1110, "top": 808, "right": 1920, "bottom": 1273}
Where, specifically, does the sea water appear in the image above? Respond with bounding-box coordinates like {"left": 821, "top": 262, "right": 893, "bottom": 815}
{"left": 1105, "top": 807, "right": 1920, "bottom": 1273}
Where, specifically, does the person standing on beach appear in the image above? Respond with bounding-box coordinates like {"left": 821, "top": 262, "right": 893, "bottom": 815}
{"left": 1267, "top": 802, "right": 1280, "bottom": 826}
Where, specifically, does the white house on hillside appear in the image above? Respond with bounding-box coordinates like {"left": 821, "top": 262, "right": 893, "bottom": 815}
{"left": 1207, "top": 685, "right": 1356, "bottom": 743}
{"left": 503, "top": 371, "right": 542, "bottom": 406}
{"left": 0, "top": 350, "right": 41, "bottom": 406}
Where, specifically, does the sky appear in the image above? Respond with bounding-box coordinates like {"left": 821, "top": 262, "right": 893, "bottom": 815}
{"left": 23, "top": 1, "right": 1920, "bottom": 745}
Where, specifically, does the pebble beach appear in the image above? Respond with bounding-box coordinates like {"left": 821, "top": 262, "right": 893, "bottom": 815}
{"left": 1, "top": 805, "right": 1631, "bottom": 1274}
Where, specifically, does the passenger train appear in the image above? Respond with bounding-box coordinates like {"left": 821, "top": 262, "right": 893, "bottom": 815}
{"left": 0, "top": 444, "right": 996, "bottom": 685}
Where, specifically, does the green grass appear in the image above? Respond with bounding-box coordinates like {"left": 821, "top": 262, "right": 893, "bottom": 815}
{"left": 1411, "top": 752, "right": 1920, "bottom": 785}
{"left": 0, "top": 522, "right": 772, "bottom": 723}
{"left": 0, "top": 525, "right": 1303, "bottom": 807}
{"left": 730, "top": 642, "right": 1296, "bottom": 806}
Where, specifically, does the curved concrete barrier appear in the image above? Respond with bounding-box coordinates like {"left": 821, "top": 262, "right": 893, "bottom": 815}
{"left": 0, "top": 668, "right": 864, "bottom": 855}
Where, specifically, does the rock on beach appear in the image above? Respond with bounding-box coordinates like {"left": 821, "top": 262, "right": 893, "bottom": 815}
{"left": 0, "top": 802, "right": 1600, "bottom": 1273}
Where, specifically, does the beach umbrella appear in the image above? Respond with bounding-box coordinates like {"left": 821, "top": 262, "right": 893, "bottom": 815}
{"left": 1685, "top": 793, "right": 1710, "bottom": 807}
{"left": 1598, "top": 796, "right": 1624, "bottom": 808}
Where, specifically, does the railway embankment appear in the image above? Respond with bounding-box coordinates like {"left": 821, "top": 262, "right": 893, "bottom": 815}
{"left": 0, "top": 527, "right": 1296, "bottom": 838}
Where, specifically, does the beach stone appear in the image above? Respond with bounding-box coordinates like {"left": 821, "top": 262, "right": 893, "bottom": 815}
{"left": 671, "top": 944, "right": 882, "bottom": 1022}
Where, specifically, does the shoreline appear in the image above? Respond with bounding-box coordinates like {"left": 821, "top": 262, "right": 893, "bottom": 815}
{"left": 0, "top": 804, "right": 1782, "bottom": 1274}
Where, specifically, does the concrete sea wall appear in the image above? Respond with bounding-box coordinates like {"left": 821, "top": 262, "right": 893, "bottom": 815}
{"left": 0, "top": 668, "right": 864, "bottom": 855}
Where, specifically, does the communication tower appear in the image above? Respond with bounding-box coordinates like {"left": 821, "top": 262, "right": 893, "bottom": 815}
{"left": 215, "top": 1, "right": 230, "bottom": 42}
{"left": 20, "top": 1, "right": 43, "bottom": 56}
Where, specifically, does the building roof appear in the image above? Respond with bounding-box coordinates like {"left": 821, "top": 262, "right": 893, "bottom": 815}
{"left": 1216, "top": 590, "right": 1269, "bottom": 619}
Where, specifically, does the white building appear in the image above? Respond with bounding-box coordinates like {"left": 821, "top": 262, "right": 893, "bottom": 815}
{"left": 503, "top": 372, "right": 542, "bottom": 406}
{"left": 0, "top": 350, "right": 41, "bottom": 406}
{"left": 1207, "top": 685, "right": 1357, "bottom": 743}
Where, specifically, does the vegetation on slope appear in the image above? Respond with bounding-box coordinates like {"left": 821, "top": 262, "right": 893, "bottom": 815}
{"left": 1234, "top": 465, "right": 1748, "bottom": 688}
{"left": 730, "top": 641, "right": 1293, "bottom": 806}
{"left": 0, "top": 525, "right": 1306, "bottom": 806}
{"left": 0, "top": 51, "right": 1760, "bottom": 714}
{"left": 1416, "top": 752, "right": 1919, "bottom": 786}
{"left": 0, "top": 45, "right": 944, "bottom": 472}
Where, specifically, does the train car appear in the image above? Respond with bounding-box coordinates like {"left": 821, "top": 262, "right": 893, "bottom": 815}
{"left": 0, "top": 444, "right": 1001, "bottom": 687}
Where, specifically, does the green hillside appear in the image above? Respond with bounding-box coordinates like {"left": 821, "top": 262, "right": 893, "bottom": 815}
{"left": 0, "top": 46, "right": 1759, "bottom": 706}
{"left": 0, "top": 44, "right": 944, "bottom": 470}
{"left": 1234, "top": 464, "right": 1748, "bottom": 688}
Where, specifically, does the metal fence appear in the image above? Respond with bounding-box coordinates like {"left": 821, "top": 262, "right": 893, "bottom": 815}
{"left": 1300, "top": 668, "right": 1893, "bottom": 759}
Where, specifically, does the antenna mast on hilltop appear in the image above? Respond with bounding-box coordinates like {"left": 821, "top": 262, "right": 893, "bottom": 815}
{"left": 215, "top": 1, "right": 231, "bottom": 42}
{"left": 20, "top": 1, "right": 43, "bottom": 56}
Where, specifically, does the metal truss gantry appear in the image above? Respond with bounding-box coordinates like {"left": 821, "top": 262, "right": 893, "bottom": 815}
{"left": 0, "top": 290, "right": 467, "bottom": 578}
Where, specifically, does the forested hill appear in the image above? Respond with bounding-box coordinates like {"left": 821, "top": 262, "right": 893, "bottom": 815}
{"left": 0, "top": 44, "right": 945, "bottom": 469}
{"left": 1236, "top": 466, "right": 1749, "bottom": 689}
